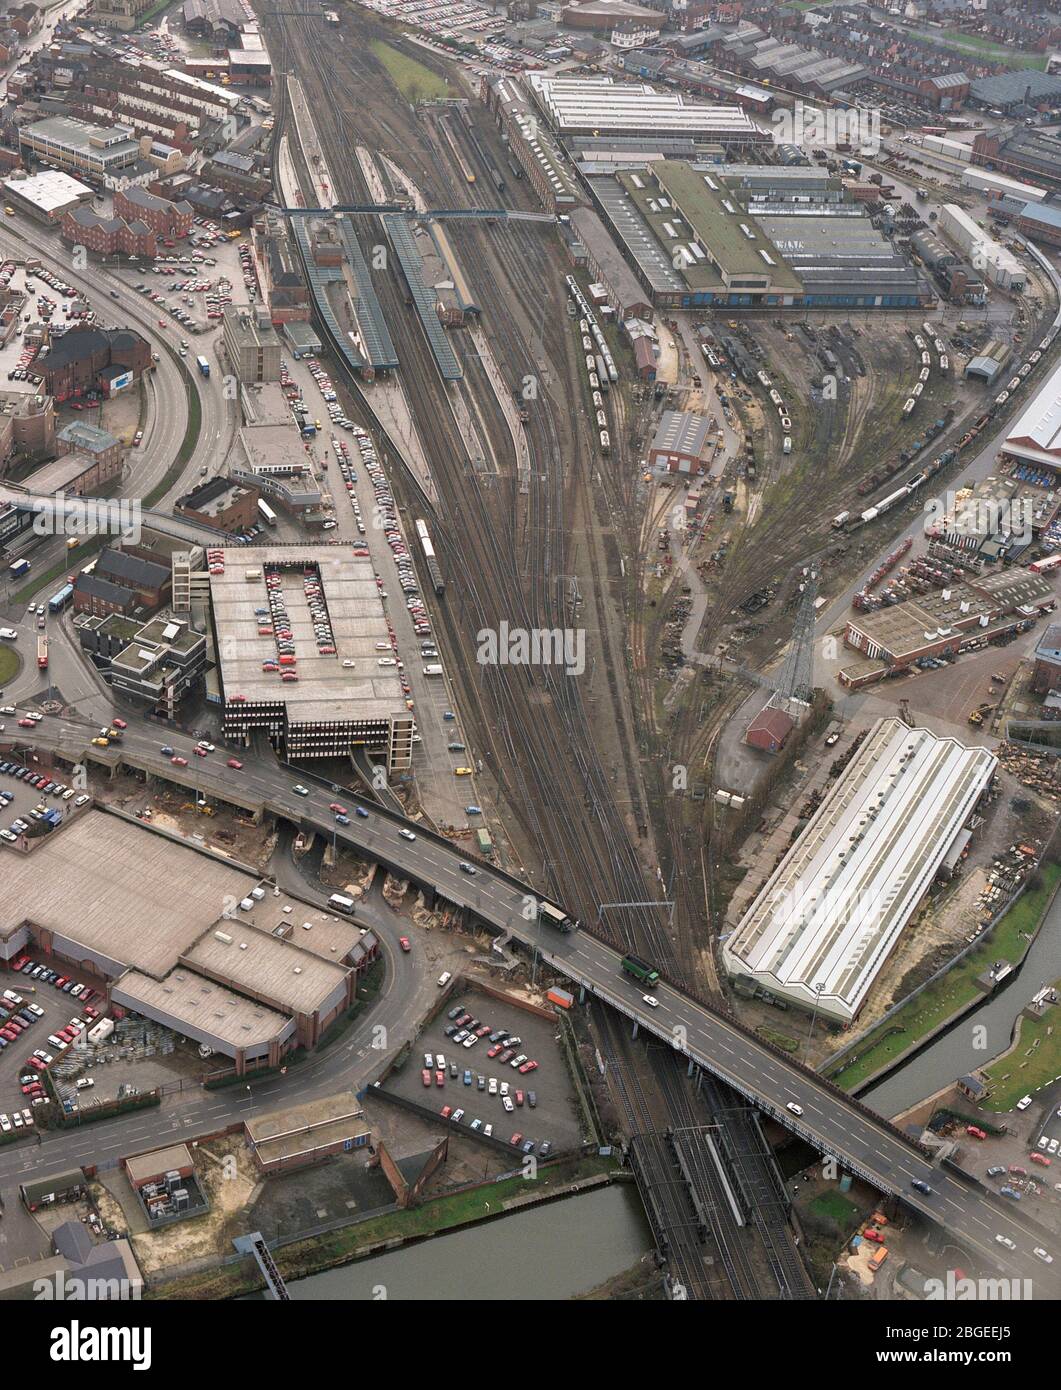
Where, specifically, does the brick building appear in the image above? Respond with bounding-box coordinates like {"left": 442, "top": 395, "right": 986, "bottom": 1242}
{"left": 61, "top": 205, "right": 157, "bottom": 259}
{"left": 175, "top": 475, "right": 258, "bottom": 533}
{"left": 114, "top": 186, "right": 193, "bottom": 239}
{"left": 36, "top": 327, "right": 151, "bottom": 403}
{"left": 56, "top": 419, "right": 124, "bottom": 475}
{"left": 1032, "top": 623, "right": 1061, "bottom": 694}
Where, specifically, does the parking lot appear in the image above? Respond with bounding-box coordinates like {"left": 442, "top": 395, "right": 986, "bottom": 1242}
{"left": 384, "top": 986, "right": 584, "bottom": 1156}
{"left": 0, "top": 741, "right": 93, "bottom": 848}
{"left": 0, "top": 955, "right": 108, "bottom": 1135}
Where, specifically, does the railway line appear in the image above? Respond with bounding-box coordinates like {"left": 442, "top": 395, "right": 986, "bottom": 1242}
{"left": 266, "top": 7, "right": 678, "bottom": 979}
{"left": 266, "top": 15, "right": 804, "bottom": 1303}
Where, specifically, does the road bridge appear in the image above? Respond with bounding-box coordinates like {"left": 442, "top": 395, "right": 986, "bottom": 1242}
{"left": 5, "top": 712, "right": 1059, "bottom": 1292}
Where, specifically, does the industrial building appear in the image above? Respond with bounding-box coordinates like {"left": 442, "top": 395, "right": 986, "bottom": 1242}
{"left": 2, "top": 169, "right": 94, "bottom": 223}
{"left": 972, "top": 126, "right": 1061, "bottom": 193}
{"left": 937, "top": 204, "right": 1026, "bottom": 292}
{"left": 526, "top": 74, "right": 763, "bottom": 146}
{"left": 19, "top": 116, "right": 141, "bottom": 184}
{"left": 841, "top": 568, "right": 1055, "bottom": 685}
{"left": 1003, "top": 358, "right": 1061, "bottom": 471}
{"left": 0, "top": 811, "right": 380, "bottom": 1073}
{"left": 480, "top": 74, "right": 579, "bottom": 212}
{"left": 723, "top": 718, "right": 998, "bottom": 1023}
{"left": 209, "top": 546, "right": 414, "bottom": 769}
{"left": 649, "top": 409, "right": 711, "bottom": 473}
{"left": 594, "top": 162, "right": 932, "bottom": 310}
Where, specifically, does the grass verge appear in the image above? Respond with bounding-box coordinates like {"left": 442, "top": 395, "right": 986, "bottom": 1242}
{"left": 826, "top": 864, "right": 1061, "bottom": 1090}
{"left": 979, "top": 981, "right": 1061, "bottom": 1112}
{"left": 370, "top": 39, "right": 450, "bottom": 102}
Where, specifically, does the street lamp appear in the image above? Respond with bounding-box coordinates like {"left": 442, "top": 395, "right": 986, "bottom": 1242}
{"left": 804, "top": 982, "right": 825, "bottom": 1058}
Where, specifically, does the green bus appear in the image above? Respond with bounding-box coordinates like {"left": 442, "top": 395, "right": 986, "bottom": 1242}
{"left": 621, "top": 954, "right": 660, "bottom": 986}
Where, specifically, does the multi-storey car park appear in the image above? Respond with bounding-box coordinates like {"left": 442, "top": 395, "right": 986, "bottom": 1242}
{"left": 722, "top": 718, "right": 998, "bottom": 1024}
{"left": 208, "top": 545, "right": 414, "bottom": 770}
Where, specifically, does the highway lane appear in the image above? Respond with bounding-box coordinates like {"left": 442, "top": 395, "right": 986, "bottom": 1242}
{"left": 5, "top": 709, "right": 1058, "bottom": 1289}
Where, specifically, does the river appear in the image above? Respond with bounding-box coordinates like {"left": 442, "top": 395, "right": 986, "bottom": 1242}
{"left": 265, "top": 1184, "right": 652, "bottom": 1301}
{"left": 863, "top": 887, "right": 1061, "bottom": 1117}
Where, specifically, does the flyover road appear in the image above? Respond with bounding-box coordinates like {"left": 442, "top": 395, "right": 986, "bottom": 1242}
{"left": 7, "top": 710, "right": 1059, "bottom": 1289}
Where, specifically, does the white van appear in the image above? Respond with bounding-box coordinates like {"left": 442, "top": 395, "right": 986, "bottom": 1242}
{"left": 437, "top": 971, "right": 452, "bottom": 988}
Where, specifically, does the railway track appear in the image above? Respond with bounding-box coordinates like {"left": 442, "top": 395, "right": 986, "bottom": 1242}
{"left": 266, "top": 7, "right": 679, "bottom": 976}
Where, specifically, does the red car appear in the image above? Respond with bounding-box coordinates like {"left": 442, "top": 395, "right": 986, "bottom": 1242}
{"left": 10, "top": 955, "right": 28, "bottom": 971}
{"left": 194, "top": 747, "right": 207, "bottom": 757}
{"left": 862, "top": 1228, "right": 885, "bottom": 1244}
{"left": 487, "top": 1043, "right": 503, "bottom": 1058}
{"left": 21, "top": 1083, "right": 41, "bottom": 1096}
{"left": 421, "top": 1069, "right": 432, "bottom": 1087}
{"left": 112, "top": 717, "right": 127, "bottom": 729}
{"left": 440, "top": 1105, "right": 452, "bottom": 1119}
{"left": 399, "top": 936, "right": 411, "bottom": 953}
{"left": 519, "top": 1060, "right": 539, "bottom": 1074}
{"left": 328, "top": 803, "right": 347, "bottom": 815}
{"left": 509, "top": 1132, "right": 524, "bottom": 1146}
{"left": 17, "top": 718, "right": 34, "bottom": 728}
{"left": 1009, "top": 1165, "right": 1027, "bottom": 1177}
{"left": 55, "top": 977, "right": 68, "bottom": 990}
{"left": 27, "top": 1057, "right": 46, "bottom": 1071}
{"left": 83, "top": 1005, "right": 99, "bottom": 1020}
{"left": 435, "top": 1070, "right": 444, "bottom": 1087}
{"left": 966, "top": 1126, "right": 987, "bottom": 1140}
{"left": 1031, "top": 1153, "right": 1052, "bottom": 1167}
{"left": 171, "top": 755, "right": 188, "bottom": 766}
{"left": 0, "top": 1028, "right": 16, "bottom": 1042}
{"left": 515, "top": 1090, "right": 524, "bottom": 1107}
{"left": 227, "top": 758, "right": 243, "bottom": 770}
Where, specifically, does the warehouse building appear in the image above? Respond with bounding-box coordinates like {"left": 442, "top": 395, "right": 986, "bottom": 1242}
{"left": 2, "top": 169, "right": 94, "bottom": 223}
{"left": 937, "top": 204, "right": 1026, "bottom": 292}
{"left": 480, "top": 74, "right": 579, "bottom": 212}
{"left": 968, "top": 69, "right": 1061, "bottom": 115}
{"left": 1014, "top": 199, "right": 1061, "bottom": 250}
{"left": 1003, "top": 358, "right": 1061, "bottom": 470}
{"left": 972, "top": 126, "right": 1061, "bottom": 193}
{"left": 649, "top": 409, "right": 711, "bottom": 473}
{"left": 842, "top": 568, "right": 1055, "bottom": 682}
{"left": 526, "top": 74, "right": 764, "bottom": 146}
{"left": 0, "top": 812, "right": 380, "bottom": 1073}
{"left": 209, "top": 546, "right": 414, "bottom": 769}
{"left": 19, "top": 116, "right": 141, "bottom": 184}
{"left": 723, "top": 718, "right": 997, "bottom": 1023}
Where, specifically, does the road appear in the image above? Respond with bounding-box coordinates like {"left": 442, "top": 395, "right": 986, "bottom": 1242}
{"left": 3, "top": 708, "right": 1057, "bottom": 1289}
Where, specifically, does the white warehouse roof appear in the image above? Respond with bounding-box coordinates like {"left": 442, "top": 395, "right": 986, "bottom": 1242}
{"left": 1004, "top": 357, "right": 1061, "bottom": 468}
{"left": 722, "top": 718, "right": 996, "bottom": 1023}
{"left": 527, "top": 74, "right": 755, "bottom": 139}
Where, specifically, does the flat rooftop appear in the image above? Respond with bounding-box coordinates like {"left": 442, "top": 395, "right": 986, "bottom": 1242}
{"left": 0, "top": 811, "right": 366, "bottom": 991}
{"left": 184, "top": 920, "right": 351, "bottom": 1019}
{"left": 209, "top": 546, "right": 407, "bottom": 724}
{"left": 4, "top": 169, "right": 93, "bottom": 211}
{"left": 723, "top": 719, "right": 997, "bottom": 1022}
{"left": 654, "top": 161, "right": 802, "bottom": 290}
{"left": 246, "top": 1092, "right": 368, "bottom": 1165}
{"left": 115, "top": 967, "right": 290, "bottom": 1051}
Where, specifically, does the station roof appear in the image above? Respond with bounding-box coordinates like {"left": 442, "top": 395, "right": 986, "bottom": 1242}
{"left": 723, "top": 719, "right": 997, "bottom": 1022}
